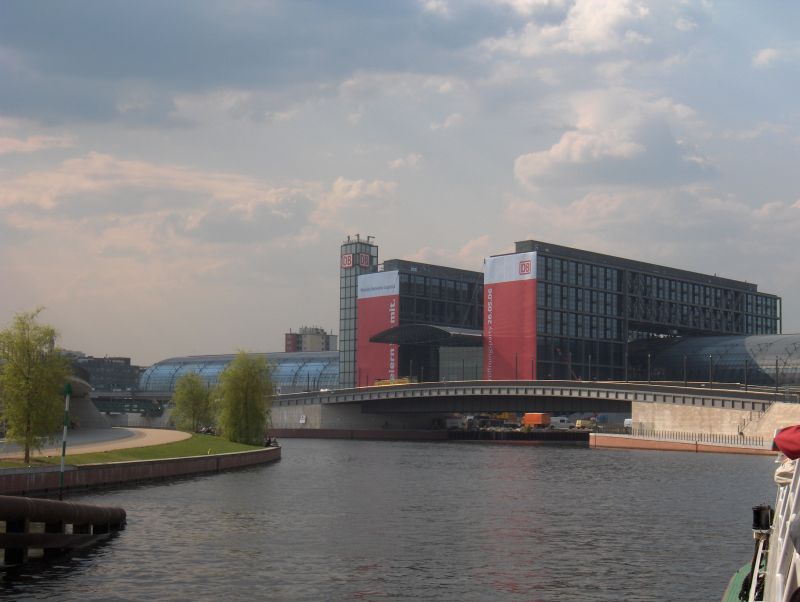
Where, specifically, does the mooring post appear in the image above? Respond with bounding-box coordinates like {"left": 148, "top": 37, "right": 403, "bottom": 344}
{"left": 43, "top": 520, "right": 65, "bottom": 559}
{"left": 5, "top": 517, "right": 28, "bottom": 565}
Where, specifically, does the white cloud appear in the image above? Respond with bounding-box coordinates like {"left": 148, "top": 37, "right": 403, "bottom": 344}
{"left": 753, "top": 48, "right": 781, "bottom": 69}
{"left": 490, "top": 0, "right": 569, "bottom": 16}
{"left": 0, "top": 135, "right": 73, "bottom": 155}
{"left": 514, "top": 88, "right": 703, "bottom": 188}
{"left": 430, "top": 113, "right": 464, "bottom": 130}
{"left": 484, "top": 0, "right": 650, "bottom": 57}
{"left": 388, "top": 153, "right": 424, "bottom": 170}
{"left": 406, "top": 235, "right": 492, "bottom": 270}
{"left": 0, "top": 152, "right": 397, "bottom": 241}
{"left": 674, "top": 17, "right": 697, "bottom": 32}
{"left": 339, "top": 71, "right": 463, "bottom": 102}
{"left": 419, "top": 0, "right": 449, "bottom": 16}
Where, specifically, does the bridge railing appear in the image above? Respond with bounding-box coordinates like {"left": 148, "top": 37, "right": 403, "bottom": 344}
{"left": 627, "top": 427, "right": 765, "bottom": 448}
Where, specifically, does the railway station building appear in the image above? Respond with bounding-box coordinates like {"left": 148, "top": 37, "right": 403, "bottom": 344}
{"left": 344, "top": 237, "right": 785, "bottom": 388}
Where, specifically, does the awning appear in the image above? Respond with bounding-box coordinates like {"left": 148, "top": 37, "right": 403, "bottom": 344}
{"left": 369, "top": 324, "right": 483, "bottom": 347}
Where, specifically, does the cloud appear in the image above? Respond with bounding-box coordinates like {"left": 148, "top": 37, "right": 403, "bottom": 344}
{"left": 388, "top": 153, "right": 424, "bottom": 170}
{"left": 420, "top": 0, "right": 450, "bottom": 17}
{"left": 753, "top": 48, "right": 781, "bottom": 69}
{"left": 430, "top": 113, "right": 465, "bottom": 130}
{"left": 490, "top": 0, "right": 569, "bottom": 17}
{"left": 406, "top": 235, "right": 492, "bottom": 270}
{"left": 674, "top": 17, "right": 697, "bottom": 32}
{"left": 484, "top": 0, "right": 650, "bottom": 57}
{"left": 0, "top": 152, "right": 397, "bottom": 244}
{"left": 514, "top": 88, "right": 707, "bottom": 188}
{"left": 503, "top": 187, "right": 800, "bottom": 280}
{"left": 0, "top": 134, "right": 73, "bottom": 155}
{"left": 311, "top": 177, "right": 397, "bottom": 229}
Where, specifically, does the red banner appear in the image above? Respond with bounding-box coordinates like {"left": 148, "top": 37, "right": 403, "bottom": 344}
{"left": 356, "top": 271, "right": 399, "bottom": 386}
{"left": 483, "top": 252, "right": 537, "bottom": 380}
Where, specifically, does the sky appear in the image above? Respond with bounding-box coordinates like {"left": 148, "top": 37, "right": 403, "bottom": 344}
{"left": 1, "top": 0, "right": 799, "bottom": 366}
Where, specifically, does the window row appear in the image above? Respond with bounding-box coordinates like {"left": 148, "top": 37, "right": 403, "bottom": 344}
{"left": 536, "top": 310, "right": 622, "bottom": 341}
{"left": 538, "top": 256, "right": 621, "bottom": 292}
{"left": 537, "top": 282, "right": 620, "bottom": 316}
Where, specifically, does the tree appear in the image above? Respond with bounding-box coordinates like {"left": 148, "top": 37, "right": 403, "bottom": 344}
{"left": 171, "top": 372, "right": 213, "bottom": 432}
{"left": 216, "top": 352, "right": 273, "bottom": 445}
{"left": 0, "top": 309, "right": 70, "bottom": 463}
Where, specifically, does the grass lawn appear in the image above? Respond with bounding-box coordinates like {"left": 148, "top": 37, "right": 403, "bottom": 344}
{"left": 0, "top": 434, "right": 263, "bottom": 468}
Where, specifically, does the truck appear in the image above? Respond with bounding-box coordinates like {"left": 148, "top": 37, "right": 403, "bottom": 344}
{"left": 550, "top": 416, "right": 572, "bottom": 430}
{"left": 522, "top": 413, "right": 550, "bottom": 429}
{"left": 574, "top": 418, "right": 596, "bottom": 430}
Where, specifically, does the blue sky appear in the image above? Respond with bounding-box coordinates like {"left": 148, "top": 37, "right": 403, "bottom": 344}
{"left": 1, "top": 0, "right": 798, "bottom": 364}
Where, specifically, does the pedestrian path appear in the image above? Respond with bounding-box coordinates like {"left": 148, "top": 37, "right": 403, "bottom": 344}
{"left": 0, "top": 428, "right": 191, "bottom": 459}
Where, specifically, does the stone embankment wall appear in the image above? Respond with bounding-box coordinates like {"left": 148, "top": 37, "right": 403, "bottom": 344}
{"left": 632, "top": 401, "right": 752, "bottom": 434}
{"left": 743, "top": 402, "right": 800, "bottom": 438}
{"left": 632, "top": 400, "right": 800, "bottom": 438}
{"left": 0, "top": 447, "right": 280, "bottom": 497}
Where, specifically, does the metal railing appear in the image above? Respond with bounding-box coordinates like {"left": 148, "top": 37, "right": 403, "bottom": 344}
{"left": 628, "top": 427, "right": 765, "bottom": 448}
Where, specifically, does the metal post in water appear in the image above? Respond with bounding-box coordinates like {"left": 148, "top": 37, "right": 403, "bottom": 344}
{"left": 59, "top": 382, "right": 72, "bottom": 501}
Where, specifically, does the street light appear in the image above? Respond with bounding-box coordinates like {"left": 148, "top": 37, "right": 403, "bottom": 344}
{"left": 708, "top": 354, "right": 713, "bottom": 390}
{"left": 647, "top": 353, "right": 651, "bottom": 384}
{"left": 683, "top": 354, "right": 687, "bottom": 387}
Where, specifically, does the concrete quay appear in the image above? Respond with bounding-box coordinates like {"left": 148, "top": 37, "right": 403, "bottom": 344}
{"left": 590, "top": 433, "right": 775, "bottom": 455}
{"left": 0, "top": 428, "right": 281, "bottom": 496}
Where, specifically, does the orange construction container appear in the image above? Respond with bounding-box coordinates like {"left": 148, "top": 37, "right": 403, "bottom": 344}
{"left": 522, "top": 413, "right": 550, "bottom": 427}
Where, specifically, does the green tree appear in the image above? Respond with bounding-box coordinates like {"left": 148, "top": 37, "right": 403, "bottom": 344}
{"left": 0, "top": 309, "right": 70, "bottom": 463}
{"left": 171, "top": 372, "right": 213, "bottom": 432}
{"left": 216, "top": 351, "right": 273, "bottom": 445}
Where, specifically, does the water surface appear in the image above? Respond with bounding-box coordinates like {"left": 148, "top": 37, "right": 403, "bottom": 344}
{"left": 1, "top": 439, "right": 776, "bottom": 601}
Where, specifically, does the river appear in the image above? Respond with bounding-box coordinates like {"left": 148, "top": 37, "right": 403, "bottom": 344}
{"left": 0, "top": 439, "right": 777, "bottom": 601}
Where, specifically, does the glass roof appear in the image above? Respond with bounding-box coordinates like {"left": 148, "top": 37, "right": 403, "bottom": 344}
{"left": 139, "top": 351, "right": 339, "bottom": 394}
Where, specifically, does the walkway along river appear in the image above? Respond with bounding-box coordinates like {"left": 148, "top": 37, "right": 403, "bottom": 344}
{"left": 0, "top": 439, "right": 778, "bottom": 601}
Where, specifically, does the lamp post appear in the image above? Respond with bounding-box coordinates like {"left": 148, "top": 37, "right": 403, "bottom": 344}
{"left": 708, "top": 354, "right": 713, "bottom": 390}
{"left": 647, "top": 353, "right": 651, "bottom": 384}
{"left": 624, "top": 351, "right": 629, "bottom": 383}
{"left": 744, "top": 359, "right": 748, "bottom": 391}
{"left": 59, "top": 382, "right": 72, "bottom": 501}
{"left": 683, "top": 354, "right": 687, "bottom": 387}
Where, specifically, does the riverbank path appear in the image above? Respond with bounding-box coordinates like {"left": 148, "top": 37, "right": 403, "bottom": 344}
{"left": 0, "top": 428, "right": 192, "bottom": 459}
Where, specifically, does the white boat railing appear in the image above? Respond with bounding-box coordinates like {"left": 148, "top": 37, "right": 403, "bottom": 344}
{"left": 760, "top": 457, "right": 800, "bottom": 601}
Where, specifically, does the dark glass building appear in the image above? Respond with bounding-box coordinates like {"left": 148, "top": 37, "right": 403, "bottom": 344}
{"left": 514, "top": 239, "right": 782, "bottom": 381}
{"left": 363, "top": 259, "right": 484, "bottom": 384}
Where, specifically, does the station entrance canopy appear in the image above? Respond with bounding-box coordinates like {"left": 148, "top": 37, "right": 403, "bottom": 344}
{"left": 369, "top": 324, "right": 483, "bottom": 347}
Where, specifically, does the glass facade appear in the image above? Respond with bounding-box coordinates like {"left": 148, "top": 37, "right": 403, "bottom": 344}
{"left": 139, "top": 352, "right": 339, "bottom": 395}
{"left": 516, "top": 239, "right": 782, "bottom": 382}
{"left": 641, "top": 335, "right": 800, "bottom": 386}
{"left": 384, "top": 259, "right": 483, "bottom": 382}
{"left": 339, "top": 235, "right": 378, "bottom": 389}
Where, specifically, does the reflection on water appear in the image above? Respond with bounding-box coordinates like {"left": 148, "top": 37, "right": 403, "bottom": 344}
{"left": 0, "top": 440, "right": 776, "bottom": 601}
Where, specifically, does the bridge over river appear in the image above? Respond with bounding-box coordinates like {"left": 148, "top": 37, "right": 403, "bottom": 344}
{"left": 272, "top": 380, "right": 795, "bottom": 433}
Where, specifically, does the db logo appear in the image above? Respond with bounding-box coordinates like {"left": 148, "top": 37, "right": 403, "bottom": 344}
{"left": 341, "top": 254, "right": 353, "bottom": 268}
{"left": 519, "top": 260, "right": 532, "bottom": 275}
{"left": 359, "top": 253, "right": 371, "bottom": 267}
